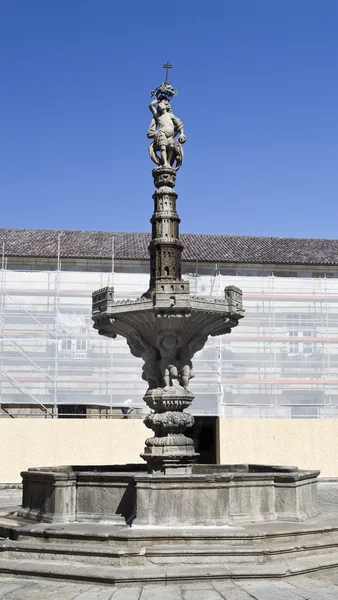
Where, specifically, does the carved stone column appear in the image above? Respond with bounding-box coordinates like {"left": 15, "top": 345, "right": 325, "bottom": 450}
{"left": 141, "top": 388, "right": 198, "bottom": 474}
{"left": 138, "top": 164, "right": 198, "bottom": 473}
{"left": 144, "top": 166, "right": 187, "bottom": 298}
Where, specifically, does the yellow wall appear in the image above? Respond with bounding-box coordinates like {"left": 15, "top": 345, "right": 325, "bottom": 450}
{"left": 218, "top": 419, "right": 338, "bottom": 477}
{"left": 1, "top": 418, "right": 338, "bottom": 483}
{"left": 0, "top": 419, "right": 146, "bottom": 483}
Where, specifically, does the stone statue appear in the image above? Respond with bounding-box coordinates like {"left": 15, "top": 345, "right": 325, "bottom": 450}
{"left": 147, "top": 96, "right": 187, "bottom": 169}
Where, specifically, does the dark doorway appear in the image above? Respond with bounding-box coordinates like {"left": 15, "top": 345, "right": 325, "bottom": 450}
{"left": 189, "top": 417, "right": 217, "bottom": 464}
{"left": 58, "top": 405, "right": 86, "bottom": 418}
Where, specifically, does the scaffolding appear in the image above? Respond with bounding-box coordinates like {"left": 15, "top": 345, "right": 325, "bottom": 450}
{"left": 1, "top": 267, "right": 338, "bottom": 418}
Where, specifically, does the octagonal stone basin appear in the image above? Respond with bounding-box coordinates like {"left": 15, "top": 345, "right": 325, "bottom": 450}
{"left": 18, "top": 464, "right": 320, "bottom": 526}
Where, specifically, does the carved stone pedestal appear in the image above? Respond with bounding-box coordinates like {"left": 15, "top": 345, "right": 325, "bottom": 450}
{"left": 140, "top": 388, "right": 198, "bottom": 474}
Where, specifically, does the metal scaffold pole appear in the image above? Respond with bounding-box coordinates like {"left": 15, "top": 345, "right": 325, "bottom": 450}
{"left": 110, "top": 236, "right": 115, "bottom": 416}
{"left": 217, "top": 335, "right": 223, "bottom": 417}
{"left": 324, "top": 276, "right": 332, "bottom": 415}
{"left": 53, "top": 233, "right": 62, "bottom": 418}
{"left": 0, "top": 245, "right": 5, "bottom": 409}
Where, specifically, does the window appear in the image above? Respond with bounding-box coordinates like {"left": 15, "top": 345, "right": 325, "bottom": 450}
{"left": 287, "top": 314, "right": 314, "bottom": 330}
{"left": 58, "top": 327, "right": 89, "bottom": 357}
{"left": 76, "top": 338, "right": 88, "bottom": 352}
{"left": 291, "top": 406, "right": 319, "bottom": 418}
{"left": 287, "top": 331, "right": 315, "bottom": 355}
{"left": 302, "top": 331, "right": 314, "bottom": 354}
{"left": 286, "top": 314, "right": 316, "bottom": 355}
{"left": 282, "top": 390, "right": 324, "bottom": 414}
{"left": 288, "top": 331, "right": 300, "bottom": 354}
{"left": 61, "top": 339, "right": 72, "bottom": 351}
{"left": 275, "top": 271, "right": 298, "bottom": 278}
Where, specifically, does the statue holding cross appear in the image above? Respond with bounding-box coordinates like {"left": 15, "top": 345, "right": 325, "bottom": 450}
{"left": 147, "top": 64, "right": 187, "bottom": 170}
{"left": 163, "top": 62, "right": 172, "bottom": 82}
{"left": 150, "top": 63, "right": 176, "bottom": 101}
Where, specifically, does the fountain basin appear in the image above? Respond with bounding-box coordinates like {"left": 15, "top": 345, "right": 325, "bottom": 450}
{"left": 18, "top": 463, "right": 320, "bottom": 526}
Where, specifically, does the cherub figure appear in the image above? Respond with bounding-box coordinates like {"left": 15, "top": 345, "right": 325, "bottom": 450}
{"left": 159, "top": 334, "right": 180, "bottom": 389}
{"left": 142, "top": 347, "right": 162, "bottom": 390}
{"left": 147, "top": 99, "right": 187, "bottom": 169}
{"left": 179, "top": 351, "right": 195, "bottom": 390}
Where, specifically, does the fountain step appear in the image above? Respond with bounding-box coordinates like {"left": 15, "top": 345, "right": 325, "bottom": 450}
{"left": 1, "top": 551, "right": 338, "bottom": 586}
{"left": 5, "top": 520, "right": 338, "bottom": 548}
{"left": 2, "top": 535, "right": 338, "bottom": 567}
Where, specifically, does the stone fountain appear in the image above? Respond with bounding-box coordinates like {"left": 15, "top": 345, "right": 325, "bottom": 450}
{"left": 92, "top": 75, "right": 244, "bottom": 476}
{"left": 18, "top": 68, "right": 319, "bottom": 528}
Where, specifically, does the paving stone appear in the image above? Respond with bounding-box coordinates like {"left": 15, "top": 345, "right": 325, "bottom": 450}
{"left": 302, "top": 570, "right": 338, "bottom": 585}
{"left": 182, "top": 588, "right": 222, "bottom": 600}
{"left": 237, "top": 580, "right": 305, "bottom": 599}
{"left": 3, "top": 580, "right": 69, "bottom": 599}
{"left": 290, "top": 577, "right": 337, "bottom": 589}
{"left": 41, "top": 582, "right": 102, "bottom": 600}
{"left": 181, "top": 583, "right": 216, "bottom": 590}
{"left": 111, "top": 588, "right": 141, "bottom": 599}
{"left": 0, "top": 580, "right": 111, "bottom": 600}
{"left": 0, "top": 580, "right": 35, "bottom": 598}
{"left": 74, "top": 586, "right": 116, "bottom": 599}
{"left": 212, "top": 580, "right": 258, "bottom": 598}
{"left": 140, "top": 585, "right": 183, "bottom": 599}
{"left": 270, "top": 581, "right": 318, "bottom": 599}
{"left": 300, "top": 591, "right": 338, "bottom": 600}
{"left": 281, "top": 580, "right": 338, "bottom": 599}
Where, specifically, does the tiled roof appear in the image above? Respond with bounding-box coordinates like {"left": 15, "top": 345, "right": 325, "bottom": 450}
{"left": 0, "top": 228, "right": 338, "bottom": 266}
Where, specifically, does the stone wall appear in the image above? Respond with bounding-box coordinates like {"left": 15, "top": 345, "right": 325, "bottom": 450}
{"left": 218, "top": 419, "right": 338, "bottom": 477}
{"left": 1, "top": 418, "right": 338, "bottom": 482}
{"left": 0, "top": 420, "right": 147, "bottom": 483}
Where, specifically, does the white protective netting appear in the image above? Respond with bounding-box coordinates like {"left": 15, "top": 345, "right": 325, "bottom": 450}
{"left": 0, "top": 269, "right": 337, "bottom": 417}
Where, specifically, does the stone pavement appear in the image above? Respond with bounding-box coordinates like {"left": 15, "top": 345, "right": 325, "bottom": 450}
{"left": 0, "top": 483, "right": 338, "bottom": 599}
{"left": 1, "top": 576, "right": 338, "bottom": 599}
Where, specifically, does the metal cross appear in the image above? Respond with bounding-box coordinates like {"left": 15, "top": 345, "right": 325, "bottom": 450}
{"left": 163, "top": 62, "right": 172, "bottom": 83}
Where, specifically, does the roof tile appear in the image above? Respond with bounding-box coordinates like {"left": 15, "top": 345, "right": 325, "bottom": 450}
{"left": 0, "top": 228, "right": 338, "bottom": 266}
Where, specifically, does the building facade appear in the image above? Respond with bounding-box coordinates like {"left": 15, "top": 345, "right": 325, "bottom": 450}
{"left": 1, "top": 229, "right": 338, "bottom": 419}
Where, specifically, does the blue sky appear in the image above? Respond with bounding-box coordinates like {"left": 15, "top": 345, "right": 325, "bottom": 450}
{"left": 0, "top": 0, "right": 338, "bottom": 238}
